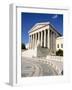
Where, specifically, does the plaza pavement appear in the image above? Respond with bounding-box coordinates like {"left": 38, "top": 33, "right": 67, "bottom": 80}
{"left": 21, "top": 57, "right": 59, "bottom": 77}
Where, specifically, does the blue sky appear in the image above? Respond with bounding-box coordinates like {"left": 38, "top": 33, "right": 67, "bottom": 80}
{"left": 21, "top": 12, "right": 63, "bottom": 45}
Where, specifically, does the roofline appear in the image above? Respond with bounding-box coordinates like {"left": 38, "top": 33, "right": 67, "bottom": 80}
{"left": 28, "top": 22, "right": 50, "bottom": 33}
{"left": 28, "top": 22, "right": 62, "bottom": 36}
{"left": 49, "top": 24, "right": 62, "bottom": 36}
{"left": 28, "top": 24, "right": 49, "bottom": 33}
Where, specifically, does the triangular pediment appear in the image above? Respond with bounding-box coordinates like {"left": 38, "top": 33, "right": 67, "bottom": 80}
{"left": 29, "top": 22, "right": 50, "bottom": 32}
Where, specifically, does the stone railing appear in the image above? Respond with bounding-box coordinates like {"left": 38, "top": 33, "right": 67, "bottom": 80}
{"left": 33, "top": 56, "right": 63, "bottom": 75}
{"left": 46, "top": 55, "right": 63, "bottom": 62}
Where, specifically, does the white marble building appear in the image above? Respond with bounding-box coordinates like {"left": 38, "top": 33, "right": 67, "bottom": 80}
{"left": 56, "top": 37, "right": 63, "bottom": 51}
{"left": 23, "top": 22, "right": 63, "bottom": 57}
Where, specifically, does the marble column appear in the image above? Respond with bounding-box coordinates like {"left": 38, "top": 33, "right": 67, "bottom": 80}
{"left": 51, "top": 31, "right": 52, "bottom": 50}
{"left": 47, "top": 29, "right": 50, "bottom": 48}
{"left": 44, "top": 30, "right": 46, "bottom": 47}
{"left": 52, "top": 31, "right": 53, "bottom": 51}
{"left": 52, "top": 32, "right": 53, "bottom": 50}
{"left": 53, "top": 32, "right": 56, "bottom": 53}
{"left": 35, "top": 33, "right": 37, "bottom": 47}
{"left": 35, "top": 34, "right": 36, "bottom": 46}
{"left": 31, "top": 35, "right": 32, "bottom": 49}
{"left": 52, "top": 32, "right": 54, "bottom": 52}
{"left": 33, "top": 34, "right": 34, "bottom": 48}
{"left": 31, "top": 35, "right": 33, "bottom": 48}
{"left": 38, "top": 32, "right": 40, "bottom": 45}
{"left": 54, "top": 33, "right": 56, "bottom": 53}
{"left": 41, "top": 31, "right": 43, "bottom": 47}
{"left": 34, "top": 34, "right": 35, "bottom": 48}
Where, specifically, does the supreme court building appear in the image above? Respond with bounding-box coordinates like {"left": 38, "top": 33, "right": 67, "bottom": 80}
{"left": 28, "top": 22, "right": 62, "bottom": 56}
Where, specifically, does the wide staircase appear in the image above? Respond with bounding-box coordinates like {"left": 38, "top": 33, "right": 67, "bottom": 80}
{"left": 22, "top": 45, "right": 55, "bottom": 58}
{"left": 37, "top": 45, "right": 50, "bottom": 57}
{"left": 22, "top": 49, "right": 36, "bottom": 57}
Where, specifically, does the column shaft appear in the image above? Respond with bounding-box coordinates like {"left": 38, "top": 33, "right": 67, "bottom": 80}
{"left": 36, "top": 33, "right": 37, "bottom": 47}
{"left": 52, "top": 32, "right": 54, "bottom": 51}
{"left": 41, "top": 31, "right": 43, "bottom": 47}
{"left": 53, "top": 32, "right": 56, "bottom": 53}
{"left": 35, "top": 33, "right": 37, "bottom": 47}
{"left": 38, "top": 32, "right": 40, "bottom": 45}
{"left": 31, "top": 35, "right": 32, "bottom": 49}
{"left": 47, "top": 29, "right": 50, "bottom": 48}
{"left": 35, "top": 34, "right": 36, "bottom": 47}
{"left": 50, "top": 31, "right": 52, "bottom": 50}
{"left": 52, "top": 31, "right": 53, "bottom": 50}
{"left": 33, "top": 34, "right": 34, "bottom": 48}
{"left": 44, "top": 30, "right": 46, "bottom": 47}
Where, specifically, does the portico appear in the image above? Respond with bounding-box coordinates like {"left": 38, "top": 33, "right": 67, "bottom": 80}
{"left": 28, "top": 22, "right": 61, "bottom": 55}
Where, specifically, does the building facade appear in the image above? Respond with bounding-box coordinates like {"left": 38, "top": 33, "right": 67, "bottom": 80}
{"left": 28, "top": 22, "right": 62, "bottom": 55}
{"left": 56, "top": 37, "right": 63, "bottom": 51}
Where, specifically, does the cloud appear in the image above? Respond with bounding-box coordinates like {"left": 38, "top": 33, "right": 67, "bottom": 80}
{"left": 52, "top": 15, "right": 58, "bottom": 19}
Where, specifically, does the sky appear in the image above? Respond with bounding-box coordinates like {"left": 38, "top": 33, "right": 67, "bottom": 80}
{"left": 21, "top": 12, "right": 63, "bottom": 45}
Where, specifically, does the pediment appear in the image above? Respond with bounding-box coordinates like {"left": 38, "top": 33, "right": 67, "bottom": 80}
{"left": 29, "top": 22, "right": 50, "bottom": 32}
